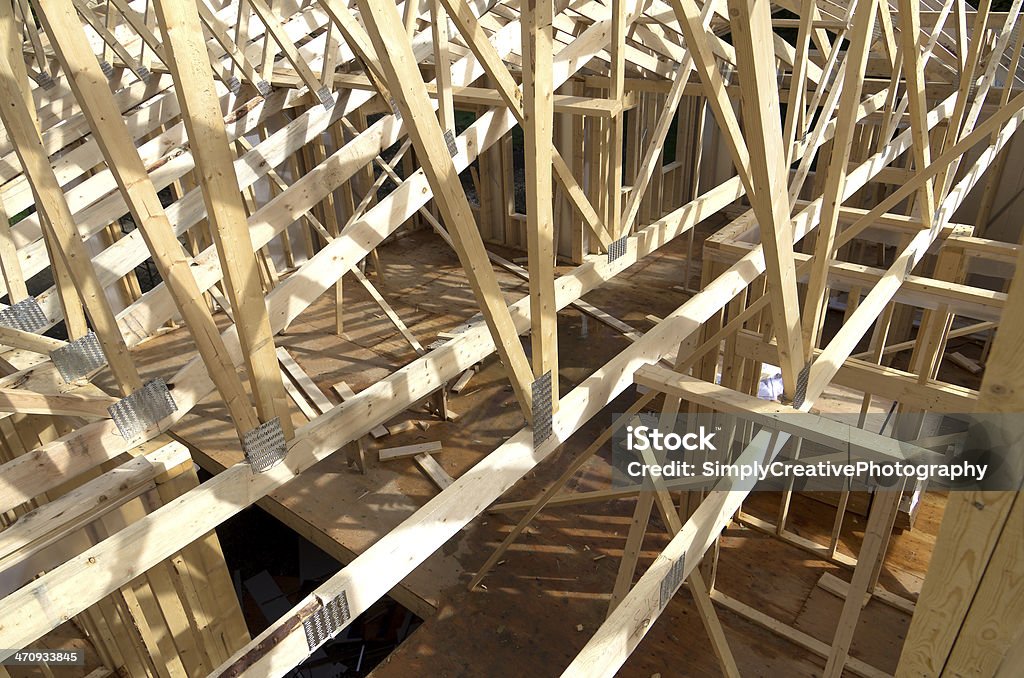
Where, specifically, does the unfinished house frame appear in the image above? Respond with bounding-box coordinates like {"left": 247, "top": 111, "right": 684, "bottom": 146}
{"left": 0, "top": 0, "right": 1021, "bottom": 675}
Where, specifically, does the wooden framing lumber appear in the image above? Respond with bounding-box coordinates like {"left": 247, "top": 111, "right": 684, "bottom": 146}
{"left": 0, "top": 47, "right": 142, "bottom": 395}
{"left": 413, "top": 452, "right": 454, "bottom": 490}
{"left": 357, "top": 0, "right": 536, "bottom": 421}
{"left": 33, "top": 0, "right": 264, "bottom": 437}
{"left": 521, "top": 0, "right": 558, "bottom": 405}
{"left": 897, "top": 217, "right": 1024, "bottom": 676}
{"left": 153, "top": 0, "right": 294, "bottom": 438}
{"left": 379, "top": 441, "right": 442, "bottom": 462}
{"left": 0, "top": 3, "right": 1020, "bottom": 675}
{"left": 0, "top": 389, "right": 118, "bottom": 418}
{"left": 0, "top": 440, "right": 191, "bottom": 578}
{"left": 725, "top": 0, "right": 806, "bottom": 399}
{"left": 635, "top": 365, "right": 942, "bottom": 465}
{"left": 801, "top": 0, "right": 879, "bottom": 356}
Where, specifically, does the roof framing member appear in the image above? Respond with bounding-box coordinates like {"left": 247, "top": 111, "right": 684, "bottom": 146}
{"left": 800, "top": 0, "right": 879, "bottom": 357}
{"left": 0, "top": 52, "right": 142, "bottom": 395}
{"left": 357, "top": 0, "right": 537, "bottom": 421}
{"left": 634, "top": 366, "right": 943, "bottom": 466}
{"left": 897, "top": 0, "right": 939, "bottom": 229}
{"left": 724, "top": 0, "right": 806, "bottom": 400}
{"left": 521, "top": 0, "right": 559, "bottom": 405}
{"left": 152, "top": 0, "right": 294, "bottom": 438}
{"left": 32, "top": 0, "right": 269, "bottom": 439}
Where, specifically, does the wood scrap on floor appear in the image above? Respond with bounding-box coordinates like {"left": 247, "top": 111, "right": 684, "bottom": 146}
{"left": 379, "top": 441, "right": 442, "bottom": 462}
{"left": 947, "top": 352, "right": 983, "bottom": 375}
{"left": 413, "top": 453, "right": 453, "bottom": 491}
{"left": 386, "top": 420, "right": 418, "bottom": 436}
{"left": 277, "top": 347, "right": 333, "bottom": 413}
{"left": 451, "top": 368, "right": 476, "bottom": 394}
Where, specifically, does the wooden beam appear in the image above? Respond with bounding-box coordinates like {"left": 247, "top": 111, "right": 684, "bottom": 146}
{"left": 357, "top": 0, "right": 536, "bottom": 421}
{"left": 522, "top": 0, "right": 558, "bottom": 404}
{"left": 897, "top": 0, "right": 938, "bottom": 228}
{"left": 897, "top": 211, "right": 1024, "bottom": 675}
{"left": 725, "top": 0, "right": 806, "bottom": 399}
{"left": 379, "top": 441, "right": 442, "bottom": 462}
{"left": 413, "top": 452, "right": 454, "bottom": 490}
{"left": 634, "top": 365, "right": 943, "bottom": 465}
{"left": 153, "top": 0, "right": 295, "bottom": 438}
{"left": 0, "top": 440, "right": 190, "bottom": 575}
{"left": 0, "top": 389, "right": 118, "bottom": 418}
{"left": 34, "top": 0, "right": 265, "bottom": 436}
{"left": 607, "top": 0, "right": 626, "bottom": 237}
{"left": 0, "top": 46, "right": 142, "bottom": 395}
{"left": 800, "top": 0, "right": 879, "bottom": 356}
{"left": 0, "top": 325, "right": 64, "bottom": 355}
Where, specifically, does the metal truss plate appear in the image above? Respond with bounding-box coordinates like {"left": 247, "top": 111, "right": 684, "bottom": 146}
{"left": 658, "top": 555, "right": 685, "bottom": 609}
{"left": 136, "top": 66, "right": 151, "bottom": 83}
{"left": 607, "top": 236, "right": 627, "bottom": 263}
{"left": 389, "top": 97, "right": 402, "bottom": 121}
{"left": 427, "top": 339, "right": 447, "bottom": 351}
{"left": 50, "top": 331, "right": 106, "bottom": 382}
{"left": 108, "top": 378, "right": 177, "bottom": 440}
{"left": 302, "top": 591, "right": 351, "bottom": 651}
{"left": 34, "top": 71, "right": 55, "bottom": 89}
{"left": 0, "top": 298, "right": 48, "bottom": 333}
{"left": 443, "top": 128, "right": 458, "bottom": 158}
{"left": 100, "top": 60, "right": 115, "bottom": 78}
{"left": 242, "top": 417, "right": 287, "bottom": 473}
{"left": 256, "top": 80, "right": 272, "bottom": 97}
{"left": 792, "top": 362, "right": 811, "bottom": 410}
{"left": 532, "top": 371, "right": 553, "bottom": 447}
{"left": 316, "top": 86, "right": 335, "bottom": 110}
{"left": 226, "top": 75, "right": 242, "bottom": 94}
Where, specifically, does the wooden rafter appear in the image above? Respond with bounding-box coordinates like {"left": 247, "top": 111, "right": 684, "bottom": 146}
{"left": 358, "top": 0, "right": 536, "bottom": 421}
{"left": 725, "top": 0, "right": 806, "bottom": 399}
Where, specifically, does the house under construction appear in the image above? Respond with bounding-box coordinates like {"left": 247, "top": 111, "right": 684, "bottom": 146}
{"left": 0, "top": 0, "right": 1020, "bottom": 675}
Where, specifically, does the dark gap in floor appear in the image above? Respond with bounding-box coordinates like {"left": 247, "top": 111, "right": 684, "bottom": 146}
{"left": 200, "top": 469, "right": 422, "bottom": 677}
